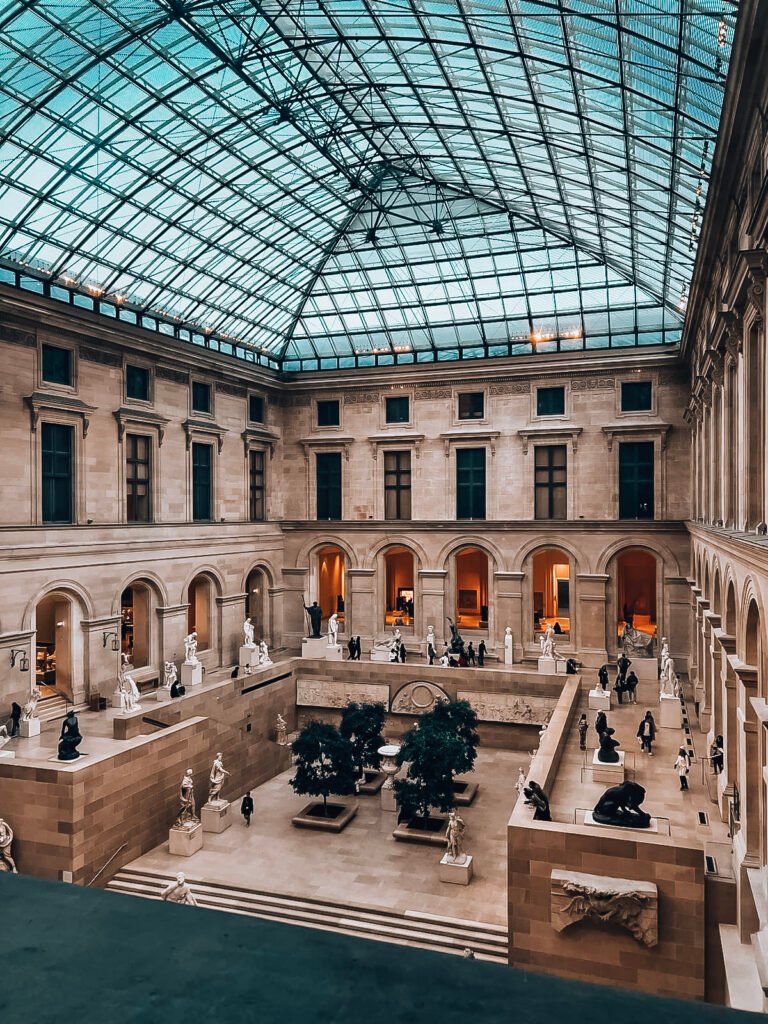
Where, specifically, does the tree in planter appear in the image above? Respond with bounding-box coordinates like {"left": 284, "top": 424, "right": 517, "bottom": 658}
{"left": 290, "top": 721, "right": 358, "bottom": 817}
{"left": 394, "top": 712, "right": 464, "bottom": 826}
{"left": 339, "top": 702, "right": 386, "bottom": 781}
{"left": 429, "top": 699, "right": 480, "bottom": 777}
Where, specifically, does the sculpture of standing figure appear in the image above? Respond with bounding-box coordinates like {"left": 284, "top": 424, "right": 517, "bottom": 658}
{"left": 21, "top": 687, "right": 41, "bottom": 722}
{"left": 659, "top": 637, "right": 670, "bottom": 676}
{"left": 57, "top": 709, "right": 82, "bottom": 761}
{"left": 163, "top": 661, "right": 178, "bottom": 690}
{"left": 303, "top": 601, "right": 323, "bottom": 639}
{"left": 259, "top": 640, "right": 272, "bottom": 666}
{"left": 426, "top": 624, "right": 436, "bottom": 650}
{"left": 660, "top": 656, "right": 678, "bottom": 697}
{"left": 389, "top": 628, "right": 402, "bottom": 661}
{"left": 446, "top": 618, "right": 465, "bottom": 655}
{"left": 183, "top": 631, "right": 198, "bottom": 665}
{"left": 120, "top": 671, "right": 141, "bottom": 713}
{"left": 161, "top": 871, "right": 197, "bottom": 906}
{"left": 0, "top": 818, "right": 18, "bottom": 873}
{"left": 243, "top": 618, "right": 256, "bottom": 648}
{"left": 207, "top": 753, "right": 231, "bottom": 804}
{"left": 445, "top": 810, "right": 467, "bottom": 863}
{"left": 276, "top": 712, "right": 288, "bottom": 746}
{"left": 328, "top": 612, "right": 339, "bottom": 647}
{"left": 173, "top": 768, "right": 199, "bottom": 828}
{"left": 540, "top": 624, "right": 557, "bottom": 659}
{"left": 515, "top": 767, "right": 526, "bottom": 799}
{"left": 504, "top": 626, "right": 513, "bottom": 661}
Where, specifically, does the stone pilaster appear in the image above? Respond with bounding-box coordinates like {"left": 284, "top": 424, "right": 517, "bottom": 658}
{"left": 575, "top": 573, "right": 609, "bottom": 669}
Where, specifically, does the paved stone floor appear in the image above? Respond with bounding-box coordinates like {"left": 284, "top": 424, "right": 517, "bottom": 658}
{"left": 126, "top": 746, "right": 528, "bottom": 925}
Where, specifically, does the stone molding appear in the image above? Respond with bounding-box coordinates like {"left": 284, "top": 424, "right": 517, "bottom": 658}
{"left": 155, "top": 365, "right": 189, "bottom": 385}
{"left": 80, "top": 345, "right": 122, "bottom": 367}
{"left": 113, "top": 406, "right": 169, "bottom": 446}
{"left": 551, "top": 870, "right": 658, "bottom": 947}
{"left": 24, "top": 392, "right": 96, "bottom": 437}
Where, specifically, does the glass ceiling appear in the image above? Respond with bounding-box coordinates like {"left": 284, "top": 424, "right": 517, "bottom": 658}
{"left": 0, "top": 0, "right": 735, "bottom": 371}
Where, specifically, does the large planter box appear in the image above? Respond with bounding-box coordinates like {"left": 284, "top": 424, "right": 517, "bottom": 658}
{"left": 292, "top": 801, "right": 358, "bottom": 833}
{"left": 453, "top": 779, "right": 479, "bottom": 806}
{"left": 358, "top": 769, "right": 387, "bottom": 795}
{"left": 393, "top": 814, "right": 449, "bottom": 846}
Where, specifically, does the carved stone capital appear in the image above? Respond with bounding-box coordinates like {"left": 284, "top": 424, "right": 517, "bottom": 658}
{"left": 551, "top": 870, "right": 658, "bottom": 947}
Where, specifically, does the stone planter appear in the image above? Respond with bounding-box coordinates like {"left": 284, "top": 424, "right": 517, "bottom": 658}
{"left": 357, "top": 769, "right": 387, "bottom": 795}
{"left": 292, "top": 801, "right": 358, "bottom": 833}
{"left": 393, "top": 814, "right": 449, "bottom": 846}
{"left": 452, "top": 780, "right": 479, "bottom": 806}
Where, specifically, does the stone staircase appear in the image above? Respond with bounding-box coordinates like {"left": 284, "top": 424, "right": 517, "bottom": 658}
{"left": 107, "top": 866, "right": 508, "bottom": 962}
{"left": 37, "top": 695, "right": 71, "bottom": 723}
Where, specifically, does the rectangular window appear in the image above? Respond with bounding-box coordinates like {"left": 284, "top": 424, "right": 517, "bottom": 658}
{"left": 192, "top": 381, "right": 211, "bottom": 414}
{"left": 192, "top": 442, "right": 213, "bottom": 521}
{"left": 249, "top": 449, "right": 266, "bottom": 521}
{"left": 317, "top": 400, "right": 340, "bottom": 427}
{"left": 456, "top": 448, "right": 486, "bottom": 519}
{"left": 458, "top": 392, "right": 484, "bottom": 420}
{"left": 619, "top": 441, "right": 654, "bottom": 519}
{"left": 384, "top": 451, "right": 412, "bottom": 520}
{"left": 536, "top": 386, "right": 565, "bottom": 416}
{"left": 621, "top": 381, "right": 653, "bottom": 412}
{"left": 385, "top": 396, "right": 410, "bottom": 424}
{"left": 126, "top": 365, "right": 150, "bottom": 402}
{"left": 249, "top": 395, "right": 265, "bottom": 423}
{"left": 42, "top": 344, "right": 72, "bottom": 386}
{"left": 41, "top": 423, "right": 73, "bottom": 523}
{"left": 534, "top": 445, "right": 567, "bottom": 520}
{"left": 316, "top": 452, "right": 342, "bottom": 520}
{"left": 126, "top": 434, "right": 151, "bottom": 523}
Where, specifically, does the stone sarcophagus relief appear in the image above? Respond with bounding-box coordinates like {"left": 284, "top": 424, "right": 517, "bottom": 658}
{"left": 296, "top": 679, "right": 390, "bottom": 710}
{"left": 551, "top": 870, "right": 658, "bottom": 947}
{"left": 457, "top": 690, "right": 557, "bottom": 726}
{"left": 391, "top": 680, "right": 449, "bottom": 714}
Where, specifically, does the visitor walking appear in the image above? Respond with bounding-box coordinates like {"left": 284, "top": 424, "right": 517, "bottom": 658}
{"left": 674, "top": 748, "right": 690, "bottom": 790}
{"left": 347, "top": 637, "right": 356, "bottom": 660}
{"left": 466, "top": 642, "right": 476, "bottom": 665}
{"left": 614, "top": 673, "right": 626, "bottom": 704}
{"left": 617, "top": 653, "right": 631, "bottom": 684}
{"left": 399, "top": 642, "right": 407, "bottom": 663}
{"left": 240, "top": 791, "right": 254, "bottom": 827}
{"left": 637, "top": 711, "right": 656, "bottom": 755}
{"left": 711, "top": 735, "right": 724, "bottom": 774}
{"left": 597, "top": 665, "right": 609, "bottom": 691}
{"left": 477, "top": 640, "right": 486, "bottom": 667}
{"left": 578, "top": 713, "right": 588, "bottom": 751}
{"left": 625, "top": 670, "right": 639, "bottom": 704}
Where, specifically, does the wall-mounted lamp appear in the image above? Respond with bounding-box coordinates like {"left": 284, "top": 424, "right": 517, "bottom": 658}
{"left": 10, "top": 649, "right": 29, "bottom": 672}
{"left": 102, "top": 631, "right": 119, "bottom": 651}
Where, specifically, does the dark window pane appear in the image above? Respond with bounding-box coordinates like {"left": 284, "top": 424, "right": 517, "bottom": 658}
{"left": 316, "top": 452, "right": 341, "bottom": 519}
{"left": 41, "top": 422, "right": 73, "bottom": 523}
{"left": 621, "top": 381, "right": 653, "bottom": 411}
{"left": 385, "top": 396, "right": 409, "bottom": 424}
{"left": 458, "top": 392, "right": 484, "bottom": 419}
{"left": 456, "top": 448, "right": 485, "bottom": 519}
{"left": 537, "top": 387, "right": 565, "bottom": 416}
{"left": 619, "top": 442, "right": 654, "bottom": 519}
{"left": 534, "top": 445, "right": 567, "bottom": 520}
{"left": 126, "top": 364, "right": 150, "bottom": 402}
{"left": 384, "top": 450, "right": 411, "bottom": 520}
{"left": 317, "top": 400, "right": 340, "bottom": 427}
{"left": 249, "top": 449, "right": 265, "bottom": 521}
{"left": 192, "top": 381, "right": 211, "bottom": 414}
{"left": 42, "top": 345, "right": 72, "bottom": 386}
{"left": 126, "top": 433, "right": 151, "bottom": 522}
{"left": 249, "top": 395, "right": 265, "bottom": 423}
{"left": 192, "top": 442, "right": 213, "bottom": 521}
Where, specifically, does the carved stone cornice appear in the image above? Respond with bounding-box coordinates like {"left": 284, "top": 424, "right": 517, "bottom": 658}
{"left": 241, "top": 426, "right": 280, "bottom": 459}
{"left": 113, "top": 406, "right": 170, "bottom": 446}
{"left": 518, "top": 426, "right": 583, "bottom": 455}
{"left": 24, "top": 392, "right": 95, "bottom": 437}
{"left": 182, "top": 418, "right": 226, "bottom": 453}
{"left": 299, "top": 437, "right": 355, "bottom": 462}
{"left": 439, "top": 430, "right": 501, "bottom": 456}
{"left": 601, "top": 423, "right": 671, "bottom": 451}
{"left": 367, "top": 433, "right": 425, "bottom": 459}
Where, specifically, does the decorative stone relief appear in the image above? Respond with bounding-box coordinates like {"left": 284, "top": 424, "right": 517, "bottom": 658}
{"left": 489, "top": 382, "right": 530, "bottom": 395}
{"left": 345, "top": 392, "right": 384, "bottom": 404}
{"left": 391, "top": 680, "right": 449, "bottom": 714}
{"left": 551, "top": 870, "right": 658, "bottom": 947}
{"left": 296, "top": 678, "right": 390, "bottom": 709}
{"left": 80, "top": 346, "right": 122, "bottom": 367}
{"left": 414, "top": 388, "right": 452, "bottom": 400}
{"left": 156, "top": 365, "right": 189, "bottom": 385}
{"left": 457, "top": 690, "right": 556, "bottom": 725}
{"left": 215, "top": 381, "right": 247, "bottom": 398}
{"left": 571, "top": 377, "right": 614, "bottom": 391}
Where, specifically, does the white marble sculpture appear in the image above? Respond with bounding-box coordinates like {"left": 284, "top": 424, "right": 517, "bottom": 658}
{"left": 515, "top": 767, "right": 527, "bottom": 799}
{"left": 21, "top": 687, "right": 41, "bottom": 722}
{"left": 504, "top": 626, "right": 513, "bottom": 662}
{"left": 208, "top": 752, "right": 231, "bottom": 804}
{"left": 0, "top": 726, "right": 10, "bottom": 750}
{"left": 0, "top": 818, "right": 18, "bottom": 874}
{"left": 161, "top": 871, "right": 197, "bottom": 905}
{"left": 540, "top": 624, "right": 557, "bottom": 659}
{"left": 426, "top": 624, "right": 436, "bottom": 648}
{"left": 243, "top": 618, "right": 256, "bottom": 648}
{"left": 660, "top": 637, "right": 670, "bottom": 675}
{"left": 259, "top": 640, "right": 272, "bottom": 666}
{"left": 173, "top": 769, "right": 199, "bottom": 829}
{"left": 163, "top": 661, "right": 178, "bottom": 689}
{"left": 660, "top": 656, "right": 678, "bottom": 698}
{"left": 276, "top": 712, "right": 288, "bottom": 746}
{"left": 445, "top": 810, "right": 467, "bottom": 864}
{"left": 119, "top": 670, "right": 141, "bottom": 713}
{"left": 328, "top": 612, "right": 339, "bottom": 647}
{"left": 183, "top": 631, "right": 198, "bottom": 665}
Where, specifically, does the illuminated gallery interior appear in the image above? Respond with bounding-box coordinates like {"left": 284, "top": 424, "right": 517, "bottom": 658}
{"left": 0, "top": 2, "right": 767, "bottom": 1021}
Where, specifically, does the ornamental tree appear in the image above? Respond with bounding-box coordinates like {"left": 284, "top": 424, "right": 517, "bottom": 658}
{"left": 428, "top": 698, "right": 480, "bottom": 776}
{"left": 394, "top": 711, "right": 464, "bottom": 821}
{"left": 339, "top": 701, "right": 386, "bottom": 778}
{"left": 290, "top": 721, "right": 357, "bottom": 816}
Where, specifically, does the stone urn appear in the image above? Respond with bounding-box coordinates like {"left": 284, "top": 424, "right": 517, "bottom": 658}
{"left": 378, "top": 743, "right": 401, "bottom": 812}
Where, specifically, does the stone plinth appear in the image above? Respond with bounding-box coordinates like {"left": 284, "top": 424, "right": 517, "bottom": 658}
{"left": 181, "top": 662, "right": 202, "bottom": 687}
{"left": 169, "top": 822, "right": 203, "bottom": 856}
{"left": 370, "top": 648, "right": 392, "bottom": 663}
{"left": 591, "top": 749, "right": 625, "bottom": 784}
{"left": 154, "top": 687, "right": 172, "bottom": 703}
{"left": 504, "top": 640, "right": 513, "bottom": 666}
{"left": 588, "top": 688, "right": 610, "bottom": 712}
{"left": 378, "top": 742, "right": 401, "bottom": 812}
{"left": 659, "top": 693, "right": 683, "bottom": 729}
{"left": 0, "top": 749, "right": 15, "bottom": 759}
{"left": 583, "top": 811, "right": 659, "bottom": 834}
{"left": 19, "top": 718, "right": 41, "bottom": 737}
{"left": 239, "top": 645, "right": 259, "bottom": 671}
{"left": 112, "top": 689, "right": 125, "bottom": 710}
{"left": 537, "top": 656, "right": 564, "bottom": 674}
{"left": 325, "top": 644, "right": 343, "bottom": 662}
{"left": 628, "top": 658, "right": 658, "bottom": 684}
{"left": 302, "top": 637, "right": 328, "bottom": 659}
{"left": 201, "top": 800, "right": 233, "bottom": 834}
{"left": 439, "top": 853, "right": 474, "bottom": 885}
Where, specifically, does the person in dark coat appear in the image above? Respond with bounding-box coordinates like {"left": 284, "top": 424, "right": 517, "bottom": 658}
{"left": 241, "top": 792, "right": 254, "bottom": 827}
{"left": 617, "top": 653, "right": 631, "bottom": 682}
{"left": 170, "top": 679, "right": 186, "bottom": 698}
{"left": 637, "top": 711, "right": 656, "bottom": 755}
{"left": 399, "top": 642, "right": 407, "bottom": 663}
{"left": 9, "top": 702, "right": 21, "bottom": 737}
{"left": 597, "top": 665, "right": 609, "bottom": 691}
{"left": 614, "top": 673, "right": 625, "bottom": 704}
{"left": 477, "top": 640, "right": 486, "bottom": 667}
{"left": 625, "top": 670, "right": 639, "bottom": 704}
{"left": 347, "top": 637, "right": 356, "bottom": 661}
{"left": 578, "top": 714, "right": 588, "bottom": 751}
{"left": 711, "top": 735, "right": 724, "bottom": 774}
{"left": 466, "top": 642, "right": 476, "bottom": 666}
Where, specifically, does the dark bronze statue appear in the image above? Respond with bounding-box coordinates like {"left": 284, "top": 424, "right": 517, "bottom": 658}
{"left": 58, "top": 709, "right": 82, "bottom": 761}
{"left": 594, "top": 710, "right": 607, "bottom": 737}
{"left": 523, "top": 780, "right": 551, "bottom": 822}
{"left": 592, "top": 781, "right": 651, "bottom": 829}
{"left": 303, "top": 601, "right": 323, "bottom": 639}
{"left": 446, "top": 617, "right": 465, "bottom": 655}
{"left": 596, "top": 725, "right": 621, "bottom": 763}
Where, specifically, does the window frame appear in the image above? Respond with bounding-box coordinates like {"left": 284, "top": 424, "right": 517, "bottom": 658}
{"left": 618, "top": 440, "right": 655, "bottom": 520}
{"left": 248, "top": 393, "right": 266, "bottom": 425}
{"left": 191, "top": 441, "right": 214, "bottom": 522}
{"left": 190, "top": 379, "right": 213, "bottom": 417}
{"left": 39, "top": 340, "right": 76, "bottom": 391}
{"left": 383, "top": 449, "right": 412, "bottom": 521}
{"left": 455, "top": 446, "right": 487, "bottom": 520}
{"left": 455, "top": 389, "right": 486, "bottom": 423}
{"left": 535, "top": 385, "right": 567, "bottom": 419}
{"left": 534, "top": 444, "right": 567, "bottom": 521}
{"left": 40, "top": 420, "right": 75, "bottom": 524}
{"left": 125, "top": 432, "right": 153, "bottom": 523}
{"left": 315, "top": 398, "right": 341, "bottom": 429}
{"left": 248, "top": 447, "right": 266, "bottom": 522}
{"left": 125, "top": 362, "right": 153, "bottom": 405}
{"left": 316, "top": 450, "right": 343, "bottom": 520}
{"left": 618, "top": 379, "right": 655, "bottom": 416}
{"left": 384, "top": 394, "right": 411, "bottom": 427}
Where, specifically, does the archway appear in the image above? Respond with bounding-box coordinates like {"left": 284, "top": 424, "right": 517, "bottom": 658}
{"left": 454, "top": 548, "right": 489, "bottom": 630}
{"left": 532, "top": 548, "right": 571, "bottom": 637}
{"left": 725, "top": 581, "right": 737, "bottom": 636}
{"left": 245, "top": 566, "right": 269, "bottom": 643}
{"left": 743, "top": 600, "right": 764, "bottom": 865}
{"left": 316, "top": 545, "right": 346, "bottom": 632}
{"left": 615, "top": 549, "right": 658, "bottom": 641}
{"left": 120, "top": 583, "right": 152, "bottom": 669}
{"left": 187, "top": 575, "right": 213, "bottom": 652}
{"left": 383, "top": 547, "right": 415, "bottom": 629}
{"left": 34, "top": 592, "right": 81, "bottom": 702}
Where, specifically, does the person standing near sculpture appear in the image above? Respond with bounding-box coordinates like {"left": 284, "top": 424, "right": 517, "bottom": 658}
{"left": 674, "top": 747, "right": 690, "bottom": 790}
{"left": 347, "top": 637, "right": 356, "bottom": 661}
{"left": 303, "top": 600, "right": 323, "bottom": 639}
{"left": 240, "top": 792, "right": 254, "bottom": 828}
{"left": 637, "top": 711, "right": 656, "bottom": 755}
{"left": 9, "top": 702, "right": 21, "bottom": 737}
{"left": 617, "top": 652, "right": 631, "bottom": 684}
{"left": 466, "top": 642, "right": 476, "bottom": 666}
{"left": 478, "top": 640, "right": 486, "bottom": 667}
{"left": 710, "top": 735, "right": 724, "bottom": 774}
{"left": 161, "top": 872, "right": 198, "bottom": 906}
{"left": 208, "top": 753, "right": 231, "bottom": 804}
{"left": 577, "top": 714, "right": 588, "bottom": 751}
{"left": 624, "top": 670, "right": 639, "bottom": 704}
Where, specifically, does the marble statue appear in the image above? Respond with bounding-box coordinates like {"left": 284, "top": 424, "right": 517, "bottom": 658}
{"left": 163, "top": 661, "right": 178, "bottom": 689}
{"left": 183, "top": 631, "right": 199, "bottom": 665}
{"left": 161, "top": 872, "right": 197, "bottom": 906}
{"left": 120, "top": 671, "right": 141, "bottom": 713}
{"left": 515, "top": 767, "right": 526, "bottom": 798}
{"left": 0, "top": 818, "right": 17, "bottom": 874}
{"left": 660, "top": 655, "right": 678, "bottom": 698}
{"left": 504, "top": 626, "right": 513, "bottom": 656}
{"left": 0, "top": 726, "right": 10, "bottom": 750}
{"left": 328, "top": 612, "right": 339, "bottom": 647}
{"left": 426, "top": 624, "right": 436, "bottom": 649}
{"left": 659, "top": 637, "right": 670, "bottom": 675}
{"left": 445, "top": 810, "right": 467, "bottom": 863}
{"left": 21, "top": 687, "right": 41, "bottom": 722}
{"left": 523, "top": 781, "right": 551, "bottom": 821}
{"left": 243, "top": 618, "right": 255, "bottom": 648}
{"left": 276, "top": 712, "right": 288, "bottom": 746}
{"left": 207, "top": 753, "right": 231, "bottom": 804}
{"left": 592, "top": 781, "right": 651, "bottom": 829}
{"left": 620, "top": 622, "right": 654, "bottom": 657}
{"left": 597, "top": 726, "right": 621, "bottom": 764}
{"left": 540, "top": 624, "right": 557, "bottom": 659}
{"left": 57, "top": 709, "right": 82, "bottom": 761}
{"left": 303, "top": 601, "right": 323, "bottom": 639}
{"left": 173, "top": 768, "right": 199, "bottom": 828}
{"left": 259, "top": 640, "right": 272, "bottom": 666}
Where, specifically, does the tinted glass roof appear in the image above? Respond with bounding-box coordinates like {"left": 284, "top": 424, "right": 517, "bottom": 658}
{"left": 0, "top": 1, "right": 735, "bottom": 371}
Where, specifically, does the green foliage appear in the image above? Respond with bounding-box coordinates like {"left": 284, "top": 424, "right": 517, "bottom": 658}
{"left": 339, "top": 701, "right": 386, "bottom": 774}
{"left": 394, "top": 712, "right": 464, "bottom": 820}
{"left": 428, "top": 699, "right": 480, "bottom": 776}
{"left": 290, "top": 721, "right": 357, "bottom": 815}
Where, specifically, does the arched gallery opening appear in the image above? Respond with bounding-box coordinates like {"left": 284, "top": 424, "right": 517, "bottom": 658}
{"left": 245, "top": 566, "right": 268, "bottom": 643}
{"left": 454, "top": 548, "right": 488, "bottom": 630}
{"left": 187, "top": 575, "right": 213, "bottom": 652}
{"left": 615, "top": 549, "right": 657, "bottom": 641}
{"left": 383, "top": 547, "right": 415, "bottom": 628}
{"left": 532, "top": 548, "right": 571, "bottom": 637}
{"left": 34, "top": 591, "right": 81, "bottom": 701}
{"left": 317, "top": 545, "right": 346, "bottom": 630}
{"left": 120, "top": 583, "right": 152, "bottom": 668}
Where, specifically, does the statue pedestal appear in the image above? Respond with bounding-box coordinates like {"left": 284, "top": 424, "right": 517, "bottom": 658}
{"left": 201, "top": 800, "right": 232, "bottom": 834}
{"left": 0, "top": 749, "right": 15, "bottom": 760}
{"left": 588, "top": 688, "right": 611, "bottom": 712}
{"left": 438, "top": 853, "right": 473, "bottom": 885}
{"left": 628, "top": 658, "right": 658, "bottom": 684}
{"left": 659, "top": 693, "right": 683, "bottom": 729}
{"left": 325, "top": 644, "right": 343, "bottom": 662}
{"left": 538, "top": 656, "right": 564, "bottom": 674}
{"left": 239, "top": 645, "right": 259, "bottom": 672}
{"left": 154, "top": 687, "right": 172, "bottom": 702}
{"left": 591, "top": 750, "right": 625, "bottom": 785}
{"left": 169, "top": 823, "right": 203, "bottom": 856}
{"left": 583, "top": 811, "right": 659, "bottom": 834}
{"left": 370, "top": 648, "right": 391, "bottom": 663}
{"left": 504, "top": 642, "right": 513, "bottom": 666}
{"left": 181, "top": 662, "right": 203, "bottom": 688}
{"left": 112, "top": 689, "right": 126, "bottom": 710}
{"left": 302, "top": 637, "right": 328, "bottom": 659}
{"left": 19, "top": 718, "right": 41, "bottom": 738}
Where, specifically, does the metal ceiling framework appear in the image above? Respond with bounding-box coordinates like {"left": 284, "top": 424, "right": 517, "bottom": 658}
{"left": 0, "top": 0, "right": 735, "bottom": 372}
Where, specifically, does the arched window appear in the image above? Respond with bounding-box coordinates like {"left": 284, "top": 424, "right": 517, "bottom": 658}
{"left": 34, "top": 592, "right": 81, "bottom": 702}
{"left": 616, "top": 549, "right": 657, "bottom": 640}
{"left": 187, "top": 575, "right": 212, "bottom": 651}
{"left": 384, "top": 547, "right": 415, "bottom": 628}
{"left": 454, "top": 548, "right": 489, "bottom": 630}
{"left": 317, "top": 546, "right": 346, "bottom": 630}
{"left": 120, "top": 583, "right": 152, "bottom": 668}
{"left": 532, "top": 549, "right": 571, "bottom": 637}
